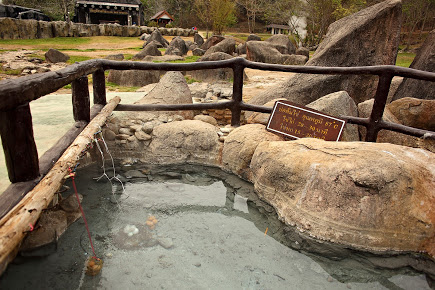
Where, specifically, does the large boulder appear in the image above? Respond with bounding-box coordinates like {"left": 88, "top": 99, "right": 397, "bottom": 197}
{"left": 133, "top": 42, "right": 162, "bottom": 60}
{"left": 246, "top": 41, "right": 286, "bottom": 64}
{"left": 44, "top": 49, "right": 70, "bottom": 63}
{"left": 247, "top": 34, "right": 262, "bottom": 41}
{"left": 134, "top": 71, "right": 194, "bottom": 120}
{"left": 190, "top": 52, "right": 247, "bottom": 83}
{"left": 248, "top": 0, "right": 402, "bottom": 107}
{"left": 222, "top": 124, "right": 284, "bottom": 178}
{"left": 165, "top": 36, "right": 188, "bottom": 56}
{"left": 146, "top": 120, "right": 221, "bottom": 166}
{"left": 250, "top": 138, "right": 435, "bottom": 257}
{"left": 357, "top": 99, "right": 434, "bottom": 152}
{"left": 306, "top": 91, "right": 360, "bottom": 141}
{"left": 205, "top": 38, "right": 236, "bottom": 56}
{"left": 265, "top": 34, "right": 296, "bottom": 55}
{"left": 283, "top": 55, "right": 308, "bottom": 65}
{"left": 194, "top": 33, "right": 204, "bottom": 46}
{"left": 107, "top": 69, "right": 160, "bottom": 87}
{"left": 201, "top": 35, "right": 225, "bottom": 50}
{"left": 387, "top": 97, "right": 435, "bottom": 131}
{"left": 393, "top": 29, "right": 435, "bottom": 101}
{"left": 145, "top": 29, "right": 169, "bottom": 48}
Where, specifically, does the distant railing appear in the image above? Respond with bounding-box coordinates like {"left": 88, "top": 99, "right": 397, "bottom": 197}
{"left": 0, "top": 57, "right": 434, "bottom": 216}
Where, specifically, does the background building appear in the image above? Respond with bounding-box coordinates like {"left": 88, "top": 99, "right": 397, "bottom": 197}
{"left": 74, "top": 0, "right": 143, "bottom": 26}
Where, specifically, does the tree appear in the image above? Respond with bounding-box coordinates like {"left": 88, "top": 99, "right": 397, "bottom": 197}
{"left": 303, "top": 0, "right": 366, "bottom": 46}
{"left": 402, "top": 0, "right": 435, "bottom": 50}
{"left": 194, "top": 0, "right": 213, "bottom": 37}
{"left": 210, "top": 0, "right": 237, "bottom": 35}
{"left": 236, "top": 0, "right": 266, "bottom": 33}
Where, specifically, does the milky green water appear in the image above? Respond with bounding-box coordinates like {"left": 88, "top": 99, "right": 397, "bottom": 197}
{"left": 0, "top": 92, "right": 144, "bottom": 193}
{"left": 0, "top": 164, "right": 432, "bottom": 289}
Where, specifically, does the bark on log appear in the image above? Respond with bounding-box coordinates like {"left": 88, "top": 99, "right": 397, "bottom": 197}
{"left": 0, "top": 103, "right": 39, "bottom": 183}
{"left": 0, "top": 96, "right": 121, "bottom": 275}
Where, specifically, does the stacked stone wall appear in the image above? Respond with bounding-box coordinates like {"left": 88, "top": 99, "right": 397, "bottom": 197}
{"left": 0, "top": 18, "right": 195, "bottom": 39}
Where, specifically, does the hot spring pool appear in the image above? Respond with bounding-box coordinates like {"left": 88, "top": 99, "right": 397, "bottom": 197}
{"left": 0, "top": 164, "right": 432, "bottom": 289}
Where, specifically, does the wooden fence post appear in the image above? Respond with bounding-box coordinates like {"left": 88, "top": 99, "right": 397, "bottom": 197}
{"left": 0, "top": 103, "right": 39, "bottom": 182}
{"left": 365, "top": 73, "right": 393, "bottom": 142}
{"left": 231, "top": 64, "right": 244, "bottom": 127}
{"left": 92, "top": 69, "right": 106, "bottom": 106}
{"left": 72, "top": 75, "right": 90, "bottom": 122}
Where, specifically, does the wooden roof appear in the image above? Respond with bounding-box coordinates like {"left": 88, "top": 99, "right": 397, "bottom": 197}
{"left": 150, "top": 10, "right": 174, "bottom": 21}
{"left": 76, "top": 0, "right": 141, "bottom": 6}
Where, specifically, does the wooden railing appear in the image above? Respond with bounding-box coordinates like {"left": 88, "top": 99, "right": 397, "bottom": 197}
{"left": 0, "top": 57, "right": 434, "bottom": 217}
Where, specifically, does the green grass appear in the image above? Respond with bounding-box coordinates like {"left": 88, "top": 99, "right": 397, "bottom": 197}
{"left": 106, "top": 82, "right": 140, "bottom": 92}
{"left": 67, "top": 55, "right": 94, "bottom": 64}
{"left": 0, "top": 68, "right": 22, "bottom": 75}
{"left": 154, "top": 55, "right": 200, "bottom": 63}
{"left": 0, "top": 37, "right": 91, "bottom": 47}
{"left": 185, "top": 76, "right": 200, "bottom": 84}
{"left": 395, "top": 52, "right": 415, "bottom": 68}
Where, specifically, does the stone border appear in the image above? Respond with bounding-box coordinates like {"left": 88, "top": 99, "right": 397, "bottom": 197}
{"left": 0, "top": 18, "right": 195, "bottom": 40}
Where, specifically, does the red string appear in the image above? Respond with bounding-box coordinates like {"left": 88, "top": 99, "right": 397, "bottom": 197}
{"left": 70, "top": 173, "right": 98, "bottom": 259}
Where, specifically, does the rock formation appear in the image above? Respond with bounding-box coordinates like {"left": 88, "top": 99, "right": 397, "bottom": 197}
{"left": 165, "top": 36, "right": 189, "bottom": 56}
{"left": 133, "top": 71, "right": 194, "bottom": 120}
{"left": 44, "top": 49, "right": 69, "bottom": 63}
{"left": 107, "top": 69, "right": 160, "bottom": 87}
{"left": 248, "top": 0, "right": 402, "bottom": 107}
{"left": 393, "top": 29, "right": 435, "bottom": 101}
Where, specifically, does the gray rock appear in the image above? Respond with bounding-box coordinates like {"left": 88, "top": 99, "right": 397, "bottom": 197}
{"left": 133, "top": 42, "right": 162, "bottom": 60}
{"left": 248, "top": 0, "right": 402, "bottom": 107}
{"left": 107, "top": 69, "right": 160, "bottom": 87}
{"left": 201, "top": 35, "right": 225, "bottom": 50}
{"left": 306, "top": 91, "right": 360, "bottom": 141}
{"left": 166, "top": 36, "right": 188, "bottom": 56}
{"left": 190, "top": 52, "right": 247, "bottom": 82}
{"left": 105, "top": 54, "right": 124, "bottom": 61}
{"left": 194, "top": 33, "right": 204, "bottom": 46}
{"left": 295, "top": 47, "right": 310, "bottom": 58}
{"left": 124, "top": 170, "right": 147, "bottom": 179}
{"left": 237, "top": 43, "right": 246, "bottom": 55}
{"left": 135, "top": 131, "right": 152, "bottom": 141}
{"left": 247, "top": 34, "right": 262, "bottom": 41}
{"left": 158, "top": 237, "right": 174, "bottom": 249}
{"left": 387, "top": 97, "right": 435, "bottom": 131}
{"left": 250, "top": 138, "right": 435, "bottom": 256}
{"left": 145, "top": 29, "right": 169, "bottom": 48}
{"left": 283, "top": 54, "right": 309, "bottom": 65}
{"left": 133, "top": 71, "right": 194, "bottom": 120}
{"left": 246, "top": 41, "right": 287, "bottom": 64}
{"left": 146, "top": 120, "right": 221, "bottom": 165}
{"left": 222, "top": 124, "right": 284, "bottom": 178}
{"left": 142, "top": 122, "right": 155, "bottom": 134}
{"left": 192, "top": 48, "right": 206, "bottom": 56}
{"left": 119, "top": 128, "right": 133, "bottom": 135}
{"left": 265, "top": 34, "right": 296, "bottom": 55}
{"left": 194, "top": 114, "right": 218, "bottom": 126}
{"left": 103, "top": 128, "right": 117, "bottom": 141}
{"left": 205, "top": 38, "right": 236, "bottom": 56}
{"left": 393, "top": 29, "right": 435, "bottom": 101}
{"left": 44, "top": 49, "right": 69, "bottom": 63}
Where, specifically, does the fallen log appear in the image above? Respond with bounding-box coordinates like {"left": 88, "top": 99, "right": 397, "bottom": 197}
{"left": 0, "top": 96, "right": 121, "bottom": 275}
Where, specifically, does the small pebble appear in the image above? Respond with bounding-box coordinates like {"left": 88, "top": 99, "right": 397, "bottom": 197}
{"left": 158, "top": 237, "right": 174, "bottom": 249}
{"left": 327, "top": 276, "right": 333, "bottom": 282}
{"left": 194, "top": 262, "right": 201, "bottom": 267}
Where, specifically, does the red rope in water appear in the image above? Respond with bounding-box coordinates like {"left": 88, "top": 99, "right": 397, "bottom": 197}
{"left": 69, "top": 169, "right": 98, "bottom": 259}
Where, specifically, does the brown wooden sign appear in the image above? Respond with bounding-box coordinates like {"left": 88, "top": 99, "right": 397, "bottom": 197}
{"left": 266, "top": 100, "right": 346, "bottom": 141}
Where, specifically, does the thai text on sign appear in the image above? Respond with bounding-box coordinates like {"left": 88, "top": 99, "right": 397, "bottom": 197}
{"left": 266, "top": 100, "right": 346, "bottom": 141}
